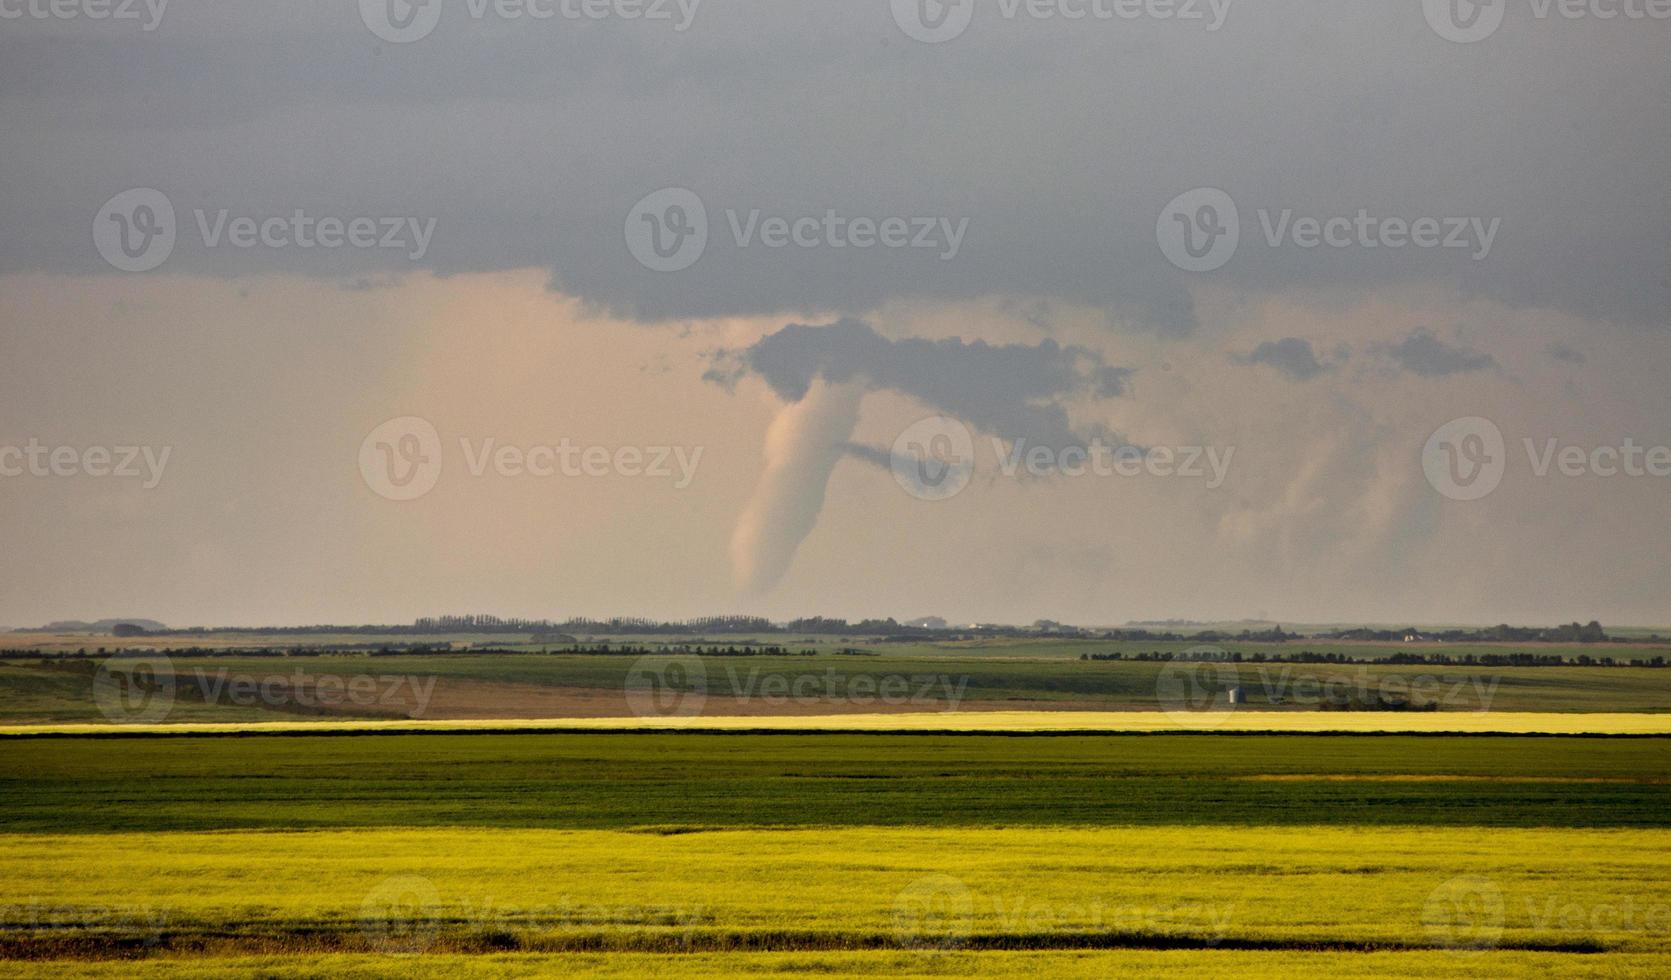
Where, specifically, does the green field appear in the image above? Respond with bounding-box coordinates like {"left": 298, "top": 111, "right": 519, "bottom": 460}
{"left": 3, "top": 650, "right": 1668, "bottom": 725}
{"left": 2, "top": 732, "right": 1670, "bottom": 976}
{"left": 3, "top": 640, "right": 1669, "bottom": 976}
{"left": 3, "top": 733, "right": 1670, "bottom": 832}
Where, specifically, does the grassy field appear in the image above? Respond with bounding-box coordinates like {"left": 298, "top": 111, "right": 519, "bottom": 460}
{"left": 3, "top": 733, "right": 1670, "bottom": 833}
{"left": 4, "top": 731, "right": 1669, "bottom": 976}
{"left": 7, "top": 712, "right": 1671, "bottom": 737}
{"left": 2, "top": 650, "right": 1668, "bottom": 724}
{"left": 1, "top": 637, "right": 1665, "bottom": 976}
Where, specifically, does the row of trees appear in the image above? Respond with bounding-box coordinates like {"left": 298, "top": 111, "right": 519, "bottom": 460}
{"left": 97, "top": 616, "right": 1651, "bottom": 646}
{"left": 1083, "top": 649, "right": 1667, "bottom": 667}
{"left": 1323, "top": 621, "right": 1627, "bottom": 644}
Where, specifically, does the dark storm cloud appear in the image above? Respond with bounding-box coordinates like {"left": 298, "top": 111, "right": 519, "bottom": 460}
{"left": 1232, "top": 338, "right": 1330, "bottom": 381}
{"left": 1547, "top": 342, "right": 1587, "bottom": 365}
{"left": 836, "top": 441, "right": 894, "bottom": 470}
{"left": 2, "top": 2, "right": 1668, "bottom": 332}
{"left": 1377, "top": 329, "right": 1496, "bottom": 377}
{"left": 709, "top": 318, "right": 1129, "bottom": 449}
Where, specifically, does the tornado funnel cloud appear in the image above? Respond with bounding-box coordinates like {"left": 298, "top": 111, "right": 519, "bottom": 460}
{"left": 731, "top": 379, "right": 866, "bottom": 596}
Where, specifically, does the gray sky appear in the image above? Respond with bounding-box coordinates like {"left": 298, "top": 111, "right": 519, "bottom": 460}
{"left": 2, "top": 1, "right": 1668, "bottom": 627}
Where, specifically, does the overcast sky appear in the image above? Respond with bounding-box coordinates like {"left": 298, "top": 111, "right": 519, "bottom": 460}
{"left": 2, "top": 1, "right": 1668, "bottom": 627}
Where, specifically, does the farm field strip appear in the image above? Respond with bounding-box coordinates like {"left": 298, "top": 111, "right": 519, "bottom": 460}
{"left": 4, "top": 733, "right": 1670, "bottom": 834}
{"left": 7, "top": 652, "right": 1669, "bottom": 724}
{"left": 4, "top": 732, "right": 1669, "bottom": 976}
{"left": 10, "top": 950, "right": 1671, "bottom": 979}
{"left": 5, "top": 710, "right": 1671, "bottom": 737}
{"left": 2, "top": 826, "right": 1668, "bottom": 959}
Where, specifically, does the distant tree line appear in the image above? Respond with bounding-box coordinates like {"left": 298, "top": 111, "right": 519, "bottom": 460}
{"left": 127, "top": 614, "right": 1212, "bottom": 640}
{"left": 1083, "top": 649, "right": 1667, "bottom": 667}
{"left": 7, "top": 643, "right": 458, "bottom": 660}
{"left": 2, "top": 643, "right": 825, "bottom": 661}
{"left": 1321, "top": 621, "right": 1642, "bottom": 644}
{"left": 516, "top": 643, "right": 819, "bottom": 657}
{"left": 22, "top": 614, "right": 1660, "bottom": 648}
